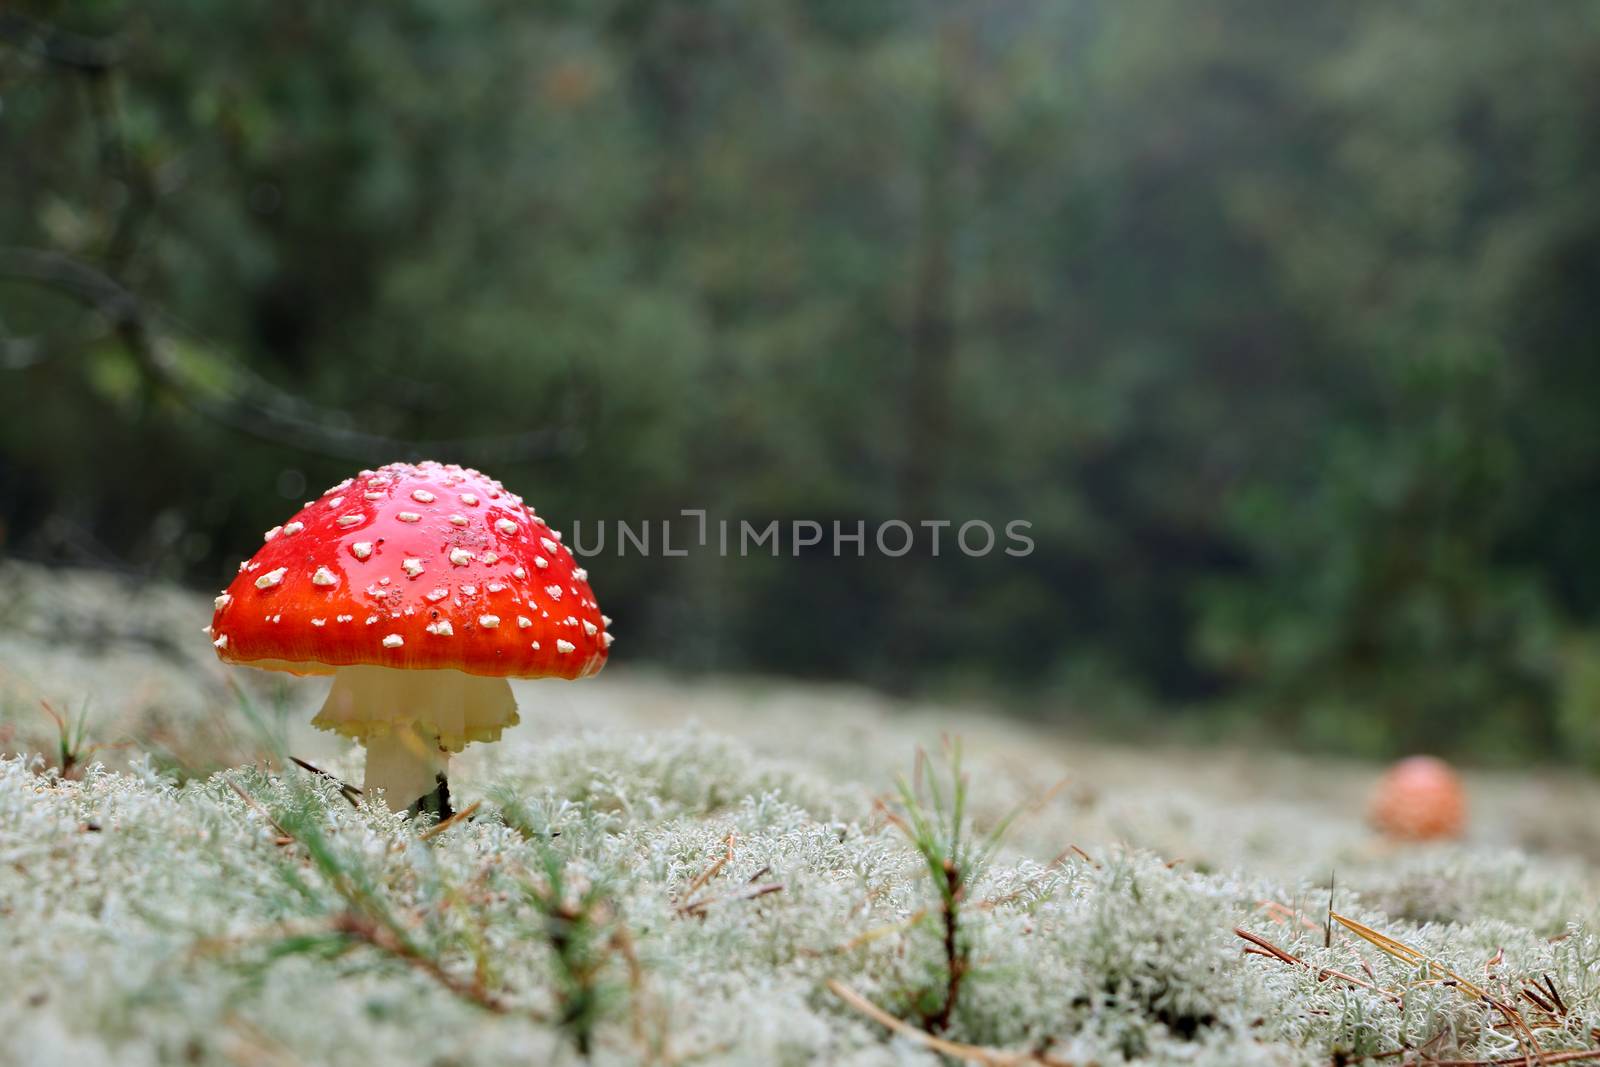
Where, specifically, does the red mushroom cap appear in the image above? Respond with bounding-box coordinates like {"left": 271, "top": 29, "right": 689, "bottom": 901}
{"left": 208, "top": 461, "right": 610, "bottom": 680}
{"left": 1368, "top": 755, "right": 1466, "bottom": 841}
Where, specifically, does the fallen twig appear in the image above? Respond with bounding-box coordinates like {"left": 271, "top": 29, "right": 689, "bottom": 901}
{"left": 332, "top": 911, "right": 512, "bottom": 1014}
{"left": 419, "top": 800, "right": 481, "bottom": 841}
{"left": 1236, "top": 926, "right": 1303, "bottom": 967}
{"left": 1421, "top": 1050, "right": 1600, "bottom": 1067}
{"left": 827, "top": 980, "right": 1073, "bottom": 1066}
{"left": 678, "top": 882, "right": 784, "bottom": 917}
{"left": 675, "top": 832, "right": 736, "bottom": 914}
{"left": 1234, "top": 927, "right": 1402, "bottom": 1005}
{"left": 224, "top": 778, "right": 294, "bottom": 846}
{"left": 1330, "top": 912, "right": 1577, "bottom": 1064}
{"left": 1048, "top": 844, "right": 1097, "bottom": 868}
{"left": 675, "top": 838, "right": 782, "bottom": 916}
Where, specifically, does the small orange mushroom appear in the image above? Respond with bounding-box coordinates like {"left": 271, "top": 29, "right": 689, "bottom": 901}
{"left": 1368, "top": 755, "right": 1466, "bottom": 841}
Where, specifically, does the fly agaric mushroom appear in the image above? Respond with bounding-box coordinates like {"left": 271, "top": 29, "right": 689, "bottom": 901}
{"left": 1368, "top": 755, "right": 1466, "bottom": 841}
{"left": 208, "top": 461, "right": 610, "bottom": 814}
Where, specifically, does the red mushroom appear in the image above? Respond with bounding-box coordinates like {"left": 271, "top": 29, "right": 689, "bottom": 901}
{"left": 207, "top": 461, "right": 611, "bottom": 813}
{"left": 1368, "top": 755, "right": 1466, "bottom": 841}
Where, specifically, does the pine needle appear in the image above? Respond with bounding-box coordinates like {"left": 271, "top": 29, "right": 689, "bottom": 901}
{"left": 1331, "top": 912, "right": 1486, "bottom": 1001}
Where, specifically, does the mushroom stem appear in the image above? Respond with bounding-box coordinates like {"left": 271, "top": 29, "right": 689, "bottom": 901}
{"left": 408, "top": 773, "right": 454, "bottom": 821}
{"left": 362, "top": 723, "right": 450, "bottom": 813}
{"left": 309, "top": 665, "right": 518, "bottom": 812}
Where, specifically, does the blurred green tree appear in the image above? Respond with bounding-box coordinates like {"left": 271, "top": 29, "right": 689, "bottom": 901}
{"left": 4, "top": 0, "right": 1599, "bottom": 761}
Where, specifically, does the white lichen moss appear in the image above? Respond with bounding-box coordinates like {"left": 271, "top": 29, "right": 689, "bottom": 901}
{"left": 2, "top": 561, "right": 1599, "bottom": 1067}
{"left": 4, "top": 729, "right": 1598, "bottom": 1067}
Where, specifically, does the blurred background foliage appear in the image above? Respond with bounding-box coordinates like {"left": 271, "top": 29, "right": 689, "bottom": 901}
{"left": 4, "top": 0, "right": 1600, "bottom": 763}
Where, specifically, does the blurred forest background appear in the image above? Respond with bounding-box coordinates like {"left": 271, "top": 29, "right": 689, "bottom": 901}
{"left": 4, "top": 1, "right": 1600, "bottom": 765}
